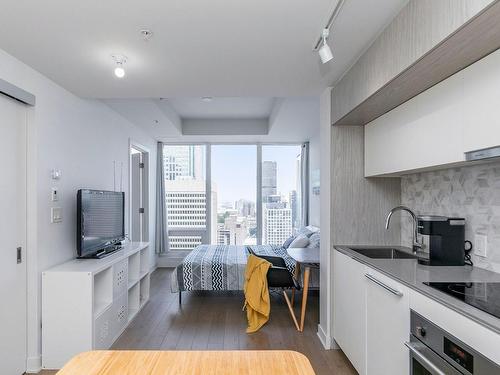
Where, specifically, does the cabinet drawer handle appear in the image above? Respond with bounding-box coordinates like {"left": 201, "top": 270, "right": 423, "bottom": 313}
{"left": 405, "top": 342, "right": 446, "bottom": 375}
{"left": 365, "top": 273, "right": 403, "bottom": 296}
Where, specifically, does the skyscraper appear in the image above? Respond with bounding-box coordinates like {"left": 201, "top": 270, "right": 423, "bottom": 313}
{"left": 163, "top": 145, "right": 217, "bottom": 251}
{"left": 262, "top": 161, "right": 277, "bottom": 202}
{"left": 163, "top": 145, "right": 204, "bottom": 181}
{"left": 263, "top": 206, "right": 292, "bottom": 245}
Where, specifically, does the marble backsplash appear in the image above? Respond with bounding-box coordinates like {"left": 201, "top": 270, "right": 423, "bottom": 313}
{"left": 401, "top": 161, "right": 500, "bottom": 272}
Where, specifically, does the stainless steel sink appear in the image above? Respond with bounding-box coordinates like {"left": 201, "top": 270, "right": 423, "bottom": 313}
{"left": 349, "top": 247, "right": 418, "bottom": 259}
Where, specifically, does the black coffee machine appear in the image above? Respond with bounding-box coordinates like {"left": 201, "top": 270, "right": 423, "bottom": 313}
{"left": 417, "top": 215, "right": 465, "bottom": 266}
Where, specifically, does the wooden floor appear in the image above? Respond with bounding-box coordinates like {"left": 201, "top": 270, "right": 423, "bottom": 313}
{"left": 39, "top": 268, "right": 356, "bottom": 375}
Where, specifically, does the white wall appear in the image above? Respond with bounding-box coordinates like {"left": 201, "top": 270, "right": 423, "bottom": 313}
{"left": 0, "top": 48, "right": 156, "bottom": 372}
{"left": 318, "top": 87, "right": 333, "bottom": 349}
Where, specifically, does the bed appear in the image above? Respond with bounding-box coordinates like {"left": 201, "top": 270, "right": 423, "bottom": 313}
{"left": 170, "top": 244, "right": 297, "bottom": 293}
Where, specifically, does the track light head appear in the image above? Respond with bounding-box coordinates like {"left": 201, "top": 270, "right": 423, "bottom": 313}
{"left": 318, "top": 29, "right": 333, "bottom": 64}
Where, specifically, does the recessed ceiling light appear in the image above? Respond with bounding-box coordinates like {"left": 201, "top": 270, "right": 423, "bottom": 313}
{"left": 140, "top": 29, "right": 154, "bottom": 41}
{"left": 201, "top": 97, "right": 213, "bottom": 102}
{"left": 111, "top": 54, "right": 127, "bottom": 78}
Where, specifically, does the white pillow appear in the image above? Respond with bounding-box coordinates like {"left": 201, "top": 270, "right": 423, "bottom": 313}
{"left": 289, "top": 234, "right": 310, "bottom": 248}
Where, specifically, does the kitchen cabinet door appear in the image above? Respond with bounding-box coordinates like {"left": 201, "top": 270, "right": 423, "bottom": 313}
{"left": 364, "top": 69, "right": 464, "bottom": 177}
{"left": 462, "top": 49, "right": 500, "bottom": 153}
{"left": 365, "top": 268, "right": 410, "bottom": 375}
{"left": 333, "top": 250, "right": 367, "bottom": 375}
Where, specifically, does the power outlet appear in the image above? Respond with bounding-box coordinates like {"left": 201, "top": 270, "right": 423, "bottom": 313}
{"left": 51, "top": 207, "right": 63, "bottom": 223}
{"left": 474, "top": 234, "right": 488, "bottom": 258}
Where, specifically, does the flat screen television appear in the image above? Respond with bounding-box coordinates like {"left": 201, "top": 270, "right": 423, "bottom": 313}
{"left": 77, "top": 189, "right": 125, "bottom": 258}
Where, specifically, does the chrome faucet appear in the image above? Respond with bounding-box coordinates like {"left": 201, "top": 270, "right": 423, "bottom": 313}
{"left": 385, "top": 206, "right": 422, "bottom": 252}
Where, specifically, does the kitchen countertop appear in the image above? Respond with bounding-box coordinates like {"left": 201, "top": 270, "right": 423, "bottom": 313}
{"left": 334, "top": 245, "right": 500, "bottom": 334}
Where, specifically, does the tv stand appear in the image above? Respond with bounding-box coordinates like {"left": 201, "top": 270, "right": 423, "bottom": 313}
{"left": 42, "top": 242, "right": 151, "bottom": 369}
{"left": 78, "top": 243, "right": 123, "bottom": 259}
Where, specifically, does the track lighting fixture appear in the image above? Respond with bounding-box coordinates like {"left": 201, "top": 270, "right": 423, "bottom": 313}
{"left": 318, "top": 29, "right": 333, "bottom": 64}
{"left": 313, "top": 0, "right": 346, "bottom": 64}
{"left": 111, "top": 54, "right": 127, "bottom": 78}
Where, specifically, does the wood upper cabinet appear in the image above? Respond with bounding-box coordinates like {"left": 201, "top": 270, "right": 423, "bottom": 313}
{"left": 462, "top": 48, "right": 500, "bottom": 153}
{"left": 365, "top": 268, "right": 410, "bottom": 375}
{"left": 333, "top": 250, "right": 367, "bottom": 375}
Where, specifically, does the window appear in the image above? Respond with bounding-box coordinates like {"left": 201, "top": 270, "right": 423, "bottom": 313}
{"left": 211, "top": 145, "right": 257, "bottom": 246}
{"left": 261, "top": 145, "right": 302, "bottom": 245}
{"left": 163, "top": 145, "right": 209, "bottom": 252}
{"left": 163, "top": 143, "right": 304, "bottom": 249}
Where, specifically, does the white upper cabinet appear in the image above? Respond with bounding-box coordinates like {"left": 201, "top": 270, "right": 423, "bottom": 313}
{"left": 365, "top": 70, "right": 465, "bottom": 176}
{"left": 462, "top": 49, "right": 500, "bottom": 153}
{"left": 365, "top": 48, "right": 500, "bottom": 177}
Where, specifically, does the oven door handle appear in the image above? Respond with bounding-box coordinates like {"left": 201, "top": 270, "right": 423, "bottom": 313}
{"left": 405, "top": 342, "right": 447, "bottom": 375}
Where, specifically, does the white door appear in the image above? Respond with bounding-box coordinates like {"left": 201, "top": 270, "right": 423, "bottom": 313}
{"left": 0, "top": 95, "right": 27, "bottom": 374}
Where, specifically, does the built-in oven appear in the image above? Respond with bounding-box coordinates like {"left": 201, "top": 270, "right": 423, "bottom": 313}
{"left": 407, "top": 310, "right": 500, "bottom": 375}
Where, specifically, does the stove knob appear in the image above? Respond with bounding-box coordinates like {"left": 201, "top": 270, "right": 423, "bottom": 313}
{"left": 417, "top": 326, "right": 426, "bottom": 337}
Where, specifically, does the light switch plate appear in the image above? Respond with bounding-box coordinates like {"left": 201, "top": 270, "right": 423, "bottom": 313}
{"left": 51, "top": 207, "right": 63, "bottom": 223}
{"left": 51, "top": 187, "right": 59, "bottom": 202}
{"left": 474, "top": 234, "right": 488, "bottom": 257}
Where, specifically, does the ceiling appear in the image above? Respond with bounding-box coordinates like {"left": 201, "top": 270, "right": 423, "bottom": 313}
{"left": 167, "top": 97, "right": 275, "bottom": 119}
{"left": 0, "top": 0, "right": 408, "bottom": 98}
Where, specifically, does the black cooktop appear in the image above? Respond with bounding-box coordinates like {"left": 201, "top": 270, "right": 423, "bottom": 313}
{"left": 424, "top": 282, "right": 500, "bottom": 319}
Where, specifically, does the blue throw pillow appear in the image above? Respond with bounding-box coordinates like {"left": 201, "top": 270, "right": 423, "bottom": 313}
{"left": 282, "top": 234, "right": 296, "bottom": 249}
{"left": 307, "top": 232, "right": 320, "bottom": 248}
{"left": 296, "top": 226, "right": 314, "bottom": 238}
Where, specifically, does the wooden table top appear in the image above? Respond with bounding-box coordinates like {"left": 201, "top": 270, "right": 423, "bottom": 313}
{"left": 57, "top": 350, "right": 316, "bottom": 375}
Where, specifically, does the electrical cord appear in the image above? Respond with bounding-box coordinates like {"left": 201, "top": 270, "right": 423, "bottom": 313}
{"left": 464, "top": 240, "right": 473, "bottom": 266}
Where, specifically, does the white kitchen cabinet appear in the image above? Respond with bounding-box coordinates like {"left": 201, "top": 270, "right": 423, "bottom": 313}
{"left": 365, "top": 268, "right": 410, "bottom": 375}
{"left": 462, "top": 49, "right": 500, "bottom": 153}
{"left": 364, "top": 69, "right": 464, "bottom": 177}
{"left": 333, "top": 250, "right": 367, "bottom": 375}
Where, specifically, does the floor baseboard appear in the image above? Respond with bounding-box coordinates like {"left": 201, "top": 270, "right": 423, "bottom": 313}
{"left": 26, "top": 355, "right": 42, "bottom": 373}
{"left": 316, "top": 324, "right": 331, "bottom": 350}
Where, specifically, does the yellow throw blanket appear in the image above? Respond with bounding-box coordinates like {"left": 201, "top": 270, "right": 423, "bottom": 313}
{"left": 243, "top": 254, "right": 272, "bottom": 333}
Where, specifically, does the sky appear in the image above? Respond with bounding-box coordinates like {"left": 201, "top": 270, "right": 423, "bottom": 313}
{"left": 211, "top": 145, "right": 301, "bottom": 205}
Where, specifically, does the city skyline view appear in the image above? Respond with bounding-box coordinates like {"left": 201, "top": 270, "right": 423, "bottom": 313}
{"left": 163, "top": 144, "right": 302, "bottom": 250}
{"left": 211, "top": 145, "right": 301, "bottom": 207}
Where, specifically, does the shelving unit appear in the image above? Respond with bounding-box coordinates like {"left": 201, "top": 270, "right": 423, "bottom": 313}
{"left": 128, "top": 252, "right": 140, "bottom": 286}
{"left": 128, "top": 282, "right": 140, "bottom": 322}
{"left": 139, "top": 274, "right": 150, "bottom": 308}
{"left": 93, "top": 267, "right": 112, "bottom": 318}
{"left": 42, "top": 241, "right": 151, "bottom": 369}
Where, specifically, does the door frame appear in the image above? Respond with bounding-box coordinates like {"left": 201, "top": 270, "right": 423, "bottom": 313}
{"left": 128, "top": 139, "right": 150, "bottom": 242}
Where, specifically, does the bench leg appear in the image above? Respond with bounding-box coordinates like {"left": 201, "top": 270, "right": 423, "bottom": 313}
{"left": 179, "top": 291, "right": 182, "bottom": 305}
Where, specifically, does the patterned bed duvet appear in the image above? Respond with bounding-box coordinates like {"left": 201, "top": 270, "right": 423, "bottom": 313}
{"left": 170, "top": 244, "right": 297, "bottom": 293}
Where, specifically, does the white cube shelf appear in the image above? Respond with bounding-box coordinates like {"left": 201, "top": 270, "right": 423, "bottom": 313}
{"left": 42, "top": 242, "right": 150, "bottom": 369}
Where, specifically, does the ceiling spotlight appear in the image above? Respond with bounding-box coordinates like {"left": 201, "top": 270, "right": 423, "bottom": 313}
{"left": 140, "top": 29, "right": 154, "bottom": 41}
{"left": 313, "top": 0, "right": 345, "bottom": 64}
{"left": 111, "top": 54, "right": 127, "bottom": 78}
{"left": 318, "top": 29, "right": 333, "bottom": 64}
{"left": 201, "top": 97, "right": 213, "bottom": 102}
